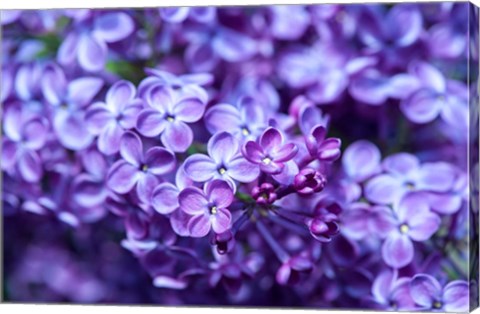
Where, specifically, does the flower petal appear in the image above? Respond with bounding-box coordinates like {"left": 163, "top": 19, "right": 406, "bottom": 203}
{"left": 152, "top": 183, "right": 179, "bottom": 214}
{"left": 400, "top": 89, "right": 443, "bottom": 124}
{"left": 188, "top": 214, "right": 211, "bottom": 238}
{"left": 173, "top": 98, "right": 205, "bottom": 123}
{"left": 227, "top": 156, "right": 260, "bottom": 183}
{"left": 94, "top": 12, "right": 134, "bottom": 43}
{"left": 136, "top": 173, "right": 158, "bottom": 204}
{"left": 86, "top": 103, "right": 114, "bottom": 134}
{"left": 106, "top": 80, "right": 136, "bottom": 113}
{"left": 18, "top": 150, "right": 43, "bottom": 182}
{"left": 136, "top": 109, "right": 167, "bottom": 137}
{"left": 408, "top": 211, "right": 441, "bottom": 241}
{"left": 410, "top": 274, "right": 442, "bottom": 307}
{"left": 208, "top": 132, "right": 239, "bottom": 164}
{"left": 161, "top": 121, "right": 193, "bottom": 153}
{"left": 53, "top": 110, "right": 94, "bottom": 151}
{"left": 77, "top": 33, "right": 107, "bottom": 72}
{"left": 365, "top": 174, "right": 404, "bottom": 205}
{"left": 381, "top": 233, "right": 414, "bottom": 268}
{"left": 144, "top": 147, "right": 176, "bottom": 175}
{"left": 205, "top": 180, "right": 234, "bottom": 209}
{"left": 342, "top": 140, "right": 381, "bottom": 182}
{"left": 68, "top": 77, "right": 104, "bottom": 107}
{"left": 260, "top": 127, "right": 283, "bottom": 153}
{"left": 22, "top": 117, "right": 48, "bottom": 150}
{"left": 120, "top": 131, "right": 143, "bottom": 167}
{"left": 183, "top": 154, "right": 217, "bottom": 182}
{"left": 98, "top": 123, "right": 123, "bottom": 155}
{"left": 107, "top": 160, "right": 140, "bottom": 194}
{"left": 204, "top": 103, "right": 242, "bottom": 134}
{"left": 443, "top": 281, "right": 469, "bottom": 312}
{"left": 211, "top": 207, "right": 232, "bottom": 234}
{"left": 179, "top": 187, "right": 208, "bottom": 215}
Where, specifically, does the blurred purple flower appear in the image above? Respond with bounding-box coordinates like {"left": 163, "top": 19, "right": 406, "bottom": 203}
{"left": 410, "top": 274, "right": 468, "bottom": 312}
{"left": 57, "top": 12, "right": 134, "bottom": 72}
{"left": 86, "top": 80, "right": 143, "bottom": 155}
{"left": 2, "top": 104, "right": 48, "bottom": 182}
{"left": 42, "top": 63, "right": 104, "bottom": 150}
{"left": 371, "top": 269, "right": 415, "bottom": 310}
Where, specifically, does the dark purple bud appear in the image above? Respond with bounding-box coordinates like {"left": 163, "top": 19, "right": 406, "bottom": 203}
{"left": 251, "top": 182, "right": 277, "bottom": 205}
{"left": 212, "top": 230, "right": 235, "bottom": 255}
{"left": 293, "top": 168, "right": 327, "bottom": 195}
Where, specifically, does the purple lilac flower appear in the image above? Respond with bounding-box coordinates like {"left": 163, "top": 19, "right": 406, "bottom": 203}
{"left": 42, "top": 63, "right": 104, "bottom": 150}
{"left": 204, "top": 100, "right": 267, "bottom": 141}
{"left": 57, "top": 11, "right": 134, "bottom": 72}
{"left": 136, "top": 85, "right": 207, "bottom": 152}
{"left": 371, "top": 269, "right": 416, "bottom": 310}
{"left": 243, "top": 127, "right": 298, "bottom": 174}
{"left": 178, "top": 179, "right": 233, "bottom": 237}
{"left": 160, "top": 7, "right": 216, "bottom": 24}
{"left": 410, "top": 274, "right": 468, "bottom": 312}
{"left": 365, "top": 152, "right": 456, "bottom": 206}
{"left": 184, "top": 132, "right": 259, "bottom": 189}
{"left": 86, "top": 80, "right": 143, "bottom": 155}
{"left": 400, "top": 62, "right": 468, "bottom": 126}
{"left": 107, "top": 131, "right": 176, "bottom": 203}
{"left": 2, "top": 104, "right": 48, "bottom": 182}
{"left": 378, "top": 193, "right": 441, "bottom": 268}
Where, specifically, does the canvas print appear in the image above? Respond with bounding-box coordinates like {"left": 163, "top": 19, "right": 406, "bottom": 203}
{"left": 1, "top": 2, "right": 479, "bottom": 312}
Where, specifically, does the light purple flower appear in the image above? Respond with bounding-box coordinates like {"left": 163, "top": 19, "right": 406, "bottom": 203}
{"left": 243, "top": 127, "right": 298, "bottom": 174}
{"left": 2, "top": 105, "right": 48, "bottom": 182}
{"left": 400, "top": 62, "right": 468, "bottom": 126}
{"left": 57, "top": 12, "right": 134, "bottom": 72}
{"left": 204, "top": 100, "right": 267, "bottom": 141}
{"left": 410, "top": 274, "right": 468, "bottom": 312}
{"left": 86, "top": 80, "right": 143, "bottom": 155}
{"left": 41, "top": 63, "right": 104, "bottom": 150}
{"left": 379, "top": 193, "right": 441, "bottom": 268}
{"left": 371, "top": 269, "right": 415, "bottom": 310}
{"left": 365, "top": 153, "right": 456, "bottom": 206}
{"left": 107, "top": 131, "right": 176, "bottom": 203}
{"left": 136, "top": 85, "right": 207, "bottom": 152}
{"left": 178, "top": 179, "right": 233, "bottom": 237}
{"left": 159, "top": 7, "right": 216, "bottom": 24}
{"left": 184, "top": 132, "right": 260, "bottom": 189}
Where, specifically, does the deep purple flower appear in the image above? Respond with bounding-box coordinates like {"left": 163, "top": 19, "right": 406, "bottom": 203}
{"left": 2, "top": 104, "right": 48, "bottom": 182}
{"left": 178, "top": 179, "right": 233, "bottom": 237}
{"left": 243, "top": 127, "right": 298, "bottom": 174}
{"left": 41, "top": 63, "right": 104, "bottom": 150}
{"left": 305, "top": 125, "right": 341, "bottom": 162}
{"left": 305, "top": 198, "right": 341, "bottom": 242}
{"left": 184, "top": 132, "right": 260, "bottom": 189}
{"left": 136, "top": 85, "right": 207, "bottom": 152}
{"left": 86, "top": 80, "right": 143, "bottom": 155}
{"left": 410, "top": 274, "right": 468, "bottom": 312}
{"left": 251, "top": 183, "right": 277, "bottom": 206}
{"left": 379, "top": 193, "right": 441, "bottom": 268}
{"left": 107, "top": 131, "right": 176, "bottom": 203}
{"left": 57, "top": 12, "right": 134, "bottom": 72}
{"left": 276, "top": 255, "right": 313, "bottom": 286}
{"left": 294, "top": 168, "right": 327, "bottom": 195}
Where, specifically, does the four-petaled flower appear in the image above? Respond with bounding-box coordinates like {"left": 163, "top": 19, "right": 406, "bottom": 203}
{"left": 184, "top": 132, "right": 260, "bottom": 189}
{"left": 136, "top": 85, "right": 207, "bottom": 152}
{"left": 410, "top": 274, "right": 468, "bottom": 312}
{"left": 107, "top": 131, "right": 176, "bottom": 203}
{"left": 178, "top": 179, "right": 233, "bottom": 237}
{"left": 243, "top": 127, "right": 298, "bottom": 174}
{"left": 86, "top": 80, "right": 143, "bottom": 155}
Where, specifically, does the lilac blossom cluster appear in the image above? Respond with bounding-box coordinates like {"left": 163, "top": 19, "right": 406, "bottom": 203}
{"left": 2, "top": 3, "right": 475, "bottom": 310}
